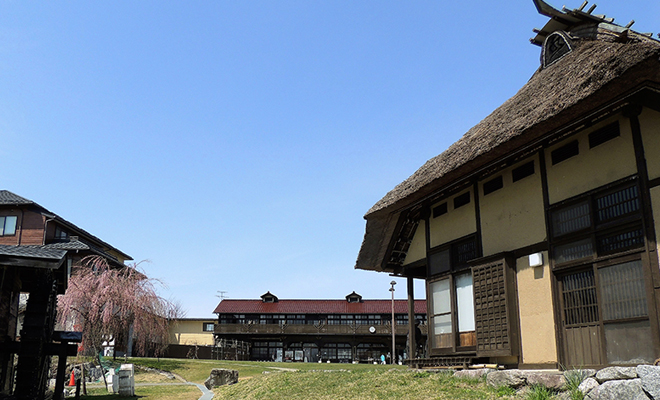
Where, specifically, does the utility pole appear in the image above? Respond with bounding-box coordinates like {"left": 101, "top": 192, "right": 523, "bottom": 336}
{"left": 390, "top": 280, "right": 396, "bottom": 364}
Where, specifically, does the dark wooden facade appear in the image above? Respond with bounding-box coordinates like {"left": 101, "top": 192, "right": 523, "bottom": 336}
{"left": 213, "top": 292, "right": 427, "bottom": 363}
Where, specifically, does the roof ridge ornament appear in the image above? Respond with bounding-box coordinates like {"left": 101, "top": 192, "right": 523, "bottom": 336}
{"left": 542, "top": 31, "right": 574, "bottom": 68}
{"left": 530, "top": 0, "right": 620, "bottom": 46}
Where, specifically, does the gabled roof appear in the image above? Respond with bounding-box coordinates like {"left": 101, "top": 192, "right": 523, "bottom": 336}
{"left": 0, "top": 191, "right": 34, "bottom": 205}
{"left": 356, "top": 3, "right": 660, "bottom": 272}
{"left": 40, "top": 238, "right": 122, "bottom": 265}
{"left": 0, "top": 244, "right": 66, "bottom": 261}
{"left": 0, "top": 190, "right": 132, "bottom": 262}
{"left": 213, "top": 299, "right": 427, "bottom": 315}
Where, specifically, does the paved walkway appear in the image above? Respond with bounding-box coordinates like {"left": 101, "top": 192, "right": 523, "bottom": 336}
{"left": 189, "top": 382, "right": 214, "bottom": 400}
{"left": 87, "top": 364, "right": 303, "bottom": 400}
{"left": 86, "top": 376, "right": 214, "bottom": 400}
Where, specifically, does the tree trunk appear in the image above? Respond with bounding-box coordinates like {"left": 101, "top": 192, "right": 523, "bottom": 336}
{"left": 96, "top": 351, "right": 108, "bottom": 390}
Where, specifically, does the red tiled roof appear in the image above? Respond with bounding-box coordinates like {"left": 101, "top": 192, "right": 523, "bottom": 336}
{"left": 213, "top": 299, "right": 427, "bottom": 314}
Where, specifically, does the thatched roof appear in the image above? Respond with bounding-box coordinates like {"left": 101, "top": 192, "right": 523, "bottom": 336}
{"left": 368, "top": 38, "right": 660, "bottom": 217}
{"left": 357, "top": 21, "right": 660, "bottom": 272}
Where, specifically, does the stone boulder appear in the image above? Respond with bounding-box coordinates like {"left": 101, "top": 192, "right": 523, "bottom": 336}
{"left": 453, "top": 368, "right": 492, "bottom": 380}
{"left": 586, "top": 378, "right": 649, "bottom": 400}
{"left": 595, "top": 366, "right": 637, "bottom": 383}
{"left": 204, "top": 368, "right": 239, "bottom": 389}
{"left": 637, "top": 365, "right": 660, "bottom": 400}
{"left": 526, "top": 372, "right": 566, "bottom": 390}
{"left": 486, "top": 370, "right": 526, "bottom": 388}
{"left": 578, "top": 377, "right": 599, "bottom": 395}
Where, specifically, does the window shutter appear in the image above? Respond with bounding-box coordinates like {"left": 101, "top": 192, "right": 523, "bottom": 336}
{"left": 472, "top": 256, "right": 519, "bottom": 357}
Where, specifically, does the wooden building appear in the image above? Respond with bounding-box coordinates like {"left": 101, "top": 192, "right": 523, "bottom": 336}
{"left": 213, "top": 291, "right": 427, "bottom": 363}
{"left": 0, "top": 190, "right": 132, "bottom": 269}
{"left": 0, "top": 191, "right": 131, "bottom": 399}
{"left": 356, "top": 0, "right": 660, "bottom": 369}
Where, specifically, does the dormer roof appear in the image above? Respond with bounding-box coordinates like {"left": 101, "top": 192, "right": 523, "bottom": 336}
{"left": 260, "top": 291, "right": 279, "bottom": 303}
{"left": 345, "top": 291, "right": 363, "bottom": 303}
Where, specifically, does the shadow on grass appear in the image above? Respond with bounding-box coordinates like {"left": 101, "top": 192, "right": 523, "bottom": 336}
{"left": 80, "top": 395, "right": 144, "bottom": 400}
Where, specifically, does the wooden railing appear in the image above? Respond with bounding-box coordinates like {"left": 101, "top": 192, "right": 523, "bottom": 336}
{"left": 214, "top": 323, "right": 420, "bottom": 336}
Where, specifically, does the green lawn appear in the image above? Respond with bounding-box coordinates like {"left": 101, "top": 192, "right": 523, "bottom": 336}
{"left": 213, "top": 369, "right": 512, "bottom": 400}
{"left": 80, "top": 384, "right": 200, "bottom": 400}
{"left": 127, "top": 358, "right": 406, "bottom": 383}
{"left": 78, "top": 358, "right": 517, "bottom": 400}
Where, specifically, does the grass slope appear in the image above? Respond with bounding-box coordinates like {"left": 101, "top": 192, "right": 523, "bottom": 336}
{"left": 81, "top": 358, "right": 517, "bottom": 400}
{"left": 81, "top": 385, "right": 200, "bottom": 400}
{"left": 214, "top": 369, "right": 511, "bottom": 400}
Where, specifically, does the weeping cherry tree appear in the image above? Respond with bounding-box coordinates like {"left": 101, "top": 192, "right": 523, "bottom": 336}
{"left": 57, "top": 256, "right": 181, "bottom": 365}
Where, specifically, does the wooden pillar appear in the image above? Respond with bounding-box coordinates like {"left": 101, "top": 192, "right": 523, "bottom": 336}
{"left": 0, "top": 267, "right": 20, "bottom": 396}
{"left": 52, "top": 345, "right": 69, "bottom": 400}
{"left": 407, "top": 275, "right": 415, "bottom": 363}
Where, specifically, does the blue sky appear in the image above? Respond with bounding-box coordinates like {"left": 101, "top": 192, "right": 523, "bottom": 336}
{"left": 2, "top": 1, "right": 658, "bottom": 317}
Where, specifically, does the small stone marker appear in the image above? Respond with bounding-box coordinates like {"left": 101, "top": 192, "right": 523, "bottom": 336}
{"left": 204, "top": 368, "right": 239, "bottom": 389}
{"left": 118, "top": 364, "right": 135, "bottom": 396}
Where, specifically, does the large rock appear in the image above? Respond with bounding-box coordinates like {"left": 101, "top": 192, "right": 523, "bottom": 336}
{"left": 526, "top": 372, "right": 566, "bottom": 390}
{"left": 486, "top": 370, "right": 526, "bottom": 388}
{"left": 204, "top": 368, "right": 239, "bottom": 389}
{"left": 637, "top": 365, "right": 660, "bottom": 400}
{"left": 596, "top": 366, "right": 638, "bottom": 383}
{"left": 586, "top": 378, "right": 650, "bottom": 400}
{"left": 453, "top": 369, "right": 492, "bottom": 380}
{"left": 578, "top": 377, "right": 599, "bottom": 395}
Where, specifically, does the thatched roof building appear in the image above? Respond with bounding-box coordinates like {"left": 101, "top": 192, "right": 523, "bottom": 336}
{"left": 357, "top": 0, "right": 660, "bottom": 274}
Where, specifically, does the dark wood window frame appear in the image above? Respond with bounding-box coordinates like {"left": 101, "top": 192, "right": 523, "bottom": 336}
{"left": 551, "top": 140, "right": 580, "bottom": 165}
{"left": 549, "top": 178, "right": 657, "bottom": 366}
{"left": 588, "top": 121, "right": 620, "bottom": 149}
{"left": 454, "top": 191, "right": 471, "bottom": 209}
{"left": 0, "top": 215, "right": 17, "bottom": 236}
{"left": 426, "top": 235, "right": 481, "bottom": 356}
{"left": 428, "top": 234, "right": 480, "bottom": 278}
{"left": 549, "top": 181, "right": 643, "bottom": 271}
{"left": 54, "top": 226, "right": 68, "bottom": 240}
{"left": 433, "top": 202, "right": 448, "bottom": 218}
{"left": 482, "top": 176, "right": 504, "bottom": 196}
{"left": 557, "top": 253, "right": 654, "bottom": 366}
{"left": 512, "top": 161, "right": 535, "bottom": 182}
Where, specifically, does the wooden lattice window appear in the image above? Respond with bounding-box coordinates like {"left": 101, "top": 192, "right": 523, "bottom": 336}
{"left": 561, "top": 270, "right": 598, "bottom": 326}
{"left": 599, "top": 260, "right": 648, "bottom": 321}
{"left": 453, "top": 237, "right": 479, "bottom": 266}
{"left": 595, "top": 186, "right": 639, "bottom": 224}
{"left": 559, "top": 259, "right": 654, "bottom": 365}
{"left": 552, "top": 201, "right": 590, "bottom": 237}
{"left": 596, "top": 227, "right": 644, "bottom": 255}
{"left": 428, "top": 235, "right": 480, "bottom": 277}
{"left": 550, "top": 182, "right": 643, "bottom": 268}
{"left": 472, "top": 257, "right": 518, "bottom": 357}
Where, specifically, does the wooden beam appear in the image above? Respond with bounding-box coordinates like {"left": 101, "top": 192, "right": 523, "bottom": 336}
{"left": 407, "top": 276, "right": 415, "bottom": 362}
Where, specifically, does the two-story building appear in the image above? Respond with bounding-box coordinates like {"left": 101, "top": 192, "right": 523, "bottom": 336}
{"left": 0, "top": 190, "right": 132, "bottom": 272}
{"left": 0, "top": 190, "right": 132, "bottom": 398}
{"left": 356, "top": 0, "right": 660, "bottom": 369}
{"left": 213, "top": 291, "right": 426, "bottom": 363}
